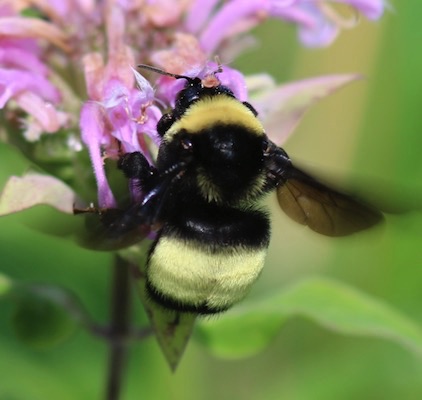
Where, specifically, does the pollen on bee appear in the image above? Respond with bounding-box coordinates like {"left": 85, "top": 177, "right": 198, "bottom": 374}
{"left": 202, "top": 74, "right": 220, "bottom": 88}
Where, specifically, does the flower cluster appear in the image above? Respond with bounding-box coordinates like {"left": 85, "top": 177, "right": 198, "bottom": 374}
{"left": 0, "top": 0, "right": 386, "bottom": 211}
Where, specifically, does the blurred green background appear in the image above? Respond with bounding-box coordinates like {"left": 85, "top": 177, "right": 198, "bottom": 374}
{"left": 1, "top": 2, "right": 422, "bottom": 399}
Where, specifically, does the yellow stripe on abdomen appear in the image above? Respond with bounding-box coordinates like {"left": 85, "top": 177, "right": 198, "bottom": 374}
{"left": 147, "top": 236, "right": 267, "bottom": 311}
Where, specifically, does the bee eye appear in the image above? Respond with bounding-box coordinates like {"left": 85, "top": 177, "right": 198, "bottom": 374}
{"left": 181, "top": 137, "right": 193, "bottom": 150}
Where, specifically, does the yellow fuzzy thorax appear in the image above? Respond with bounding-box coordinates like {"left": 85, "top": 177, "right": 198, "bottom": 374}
{"left": 165, "top": 95, "right": 265, "bottom": 138}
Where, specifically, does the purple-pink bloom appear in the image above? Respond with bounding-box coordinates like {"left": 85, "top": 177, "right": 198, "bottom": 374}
{"left": 79, "top": 6, "right": 163, "bottom": 207}
{"left": 80, "top": 101, "right": 116, "bottom": 208}
{"left": 0, "top": 68, "right": 60, "bottom": 107}
{"left": 188, "top": 0, "right": 297, "bottom": 54}
{"left": 80, "top": 71, "right": 161, "bottom": 208}
{"left": 276, "top": 0, "right": 386, "bottom": 47}
{"left": 0, "top": 6, "right": 69, "bottom": 140}
{"left": 0, "top": 0, "right": 387, "bottom": 213}
{"left": 185, "top": 0, "right": 386, "bottom": 50}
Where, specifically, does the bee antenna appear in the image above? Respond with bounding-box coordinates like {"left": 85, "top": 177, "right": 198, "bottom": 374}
{"left": 213, "top": 56, "right": 223, "bottom": 75}
{"left": 137, "top": 64, "right": 194, "bottom": 84}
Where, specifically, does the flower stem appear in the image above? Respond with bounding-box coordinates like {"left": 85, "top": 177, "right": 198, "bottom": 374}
{"left": 105, "top": 255, "right": 132, "bottom": 400}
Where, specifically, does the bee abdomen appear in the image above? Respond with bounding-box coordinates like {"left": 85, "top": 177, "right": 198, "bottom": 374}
{"left": 146, "top": 207, "right": 270, "bottom": 314}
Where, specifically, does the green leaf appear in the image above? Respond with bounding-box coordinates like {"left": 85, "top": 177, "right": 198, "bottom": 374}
{"left": 120, "top": 245, "right": 197, "bottom": 371}
{"left": 0, "top": 172, "right": 77, "bottom": 216}
{"left": 196, "top": 277, "right": 422, "bottom": 359}
{"left": 1, "top": 274, "right": 91, "bottom": 350}
{"left": 0, "top": 273, "right": 14, "bottom": 298}
{"left": 11, "top": 289, "right": 77, "bottom": 349}
{"left": 145, "top": 307, "right": 196, "bottom": 372}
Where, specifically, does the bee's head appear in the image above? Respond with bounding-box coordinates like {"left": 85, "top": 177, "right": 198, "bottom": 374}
{"left": 137, "top": 64, "right": 268, "bottom": 205}
{"left": 174, "top": 76, "right": 235, "bottom": 111}
{"left": 138, "top": 63, "right": 235, "bottom": 111}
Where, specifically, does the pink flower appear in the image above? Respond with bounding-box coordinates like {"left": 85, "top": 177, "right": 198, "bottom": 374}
{"left": 285, "top": 0, "right": 386, "bottom": 47}
{"left": 79, "top": 7, "right": 162, "bottom": 207}
{"left": 0, "top": 5, "right": 68, "bottom": 140}
{"left": 185, "top": 0, "right": 386, "bottom": 50}
{"left": 0, "top": 0, "right": 387, "bottom": 215}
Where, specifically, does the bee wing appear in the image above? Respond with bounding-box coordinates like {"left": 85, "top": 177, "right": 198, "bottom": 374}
{"left": 277, "top": 167, "right": 383, "bottom": 237}
{"left": 73, "top": 206, "right": 151, "bottom": 250}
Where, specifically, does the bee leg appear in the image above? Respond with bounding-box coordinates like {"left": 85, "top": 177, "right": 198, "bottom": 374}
{"left": 263, "top": 139, "right": 293, "bottom": 188}
{"left": 118, "top": 151, "right": 158, "bottom": 188}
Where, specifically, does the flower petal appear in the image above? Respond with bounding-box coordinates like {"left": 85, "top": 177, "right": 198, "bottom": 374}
{"left": 336, "top": 0, "right": 385, "bottom": 20}
{"left": 104, "top": 6, "right": 134, "bottom": 89}
{"left": 0, "top": 17, "right": 70, "bottom": 52}
{"left": 80, "top": 102, "right": 117, "bottom": 208}
{"left": 150, "top": 33, "right": 207, "bottom": 77}
{"left": 14, "top": 91, "right": 67, "bottom": 138}
{"left": 132, "top": 68, "right": 155, "bottom": 103}
{"left": 252, "top": 74, "right": 362, "bottom": 145}
{"left": 15, "top": 93, "right": 59, "bottom": 131}
{"left": 0, "top": 68, "right": 60, "bottom": 107}
{"left": 0, "top": 38, "right": 48, "bottom": 74}
{"left": 271, "top": 0, "right": 386, "bottom": 47}
{"left": 184, "top": 0, "right": 220, "bottom": 33}
{"left": 82, "top": 52, "right": 105, "bottom": 101}
{"left": 144, "top": 0, "right": 187, "bottom": 27}
{"left": 0, "top": 173, "right": 77, "bottom": 216}
{"left": 199, "top": 0, "right": 269, "bottom": 54}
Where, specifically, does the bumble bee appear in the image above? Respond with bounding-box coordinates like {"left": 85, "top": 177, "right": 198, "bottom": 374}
{"left": 117, "top": 65, "right": 382, "bottom": 315}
